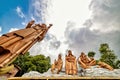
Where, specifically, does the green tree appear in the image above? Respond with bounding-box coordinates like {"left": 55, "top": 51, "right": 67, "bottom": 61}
{"left": 13, "top": 52, "right": 51, "bottom": 76}
{"left": 115, "top": 60, "right": 120, "bottom": 69}
{"left": 99, "top": 43, "right": 117, "bottom": 68}
{"left": 88, "top": 51, "right": 96, "bottom": 57}
{"left": 99, "top": 43, "right": 109, "bottom": 54}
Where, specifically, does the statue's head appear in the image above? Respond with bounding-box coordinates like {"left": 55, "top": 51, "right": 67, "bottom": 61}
{"left": 58, "top": 54, "right": 62, "bottom": 59}
{"left": 68, "top": 50, "right": 72, "bottom": 56}
{"left": 54, "top": 59, "right": 58, "bottom": 65}
{"left": 81, "top": 52, "right": 85, "bottom": 55}
{"left": 81, "top": 52, "right": 86, "bottom": 56}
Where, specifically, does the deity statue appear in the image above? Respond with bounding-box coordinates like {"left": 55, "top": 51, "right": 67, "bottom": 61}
{"left": 78, "top": 52, "right": 96, "bottom": 69}
{"left": 51, "top": 54, "right": 63, "bottom": 74}
{"left": 65, "top": 50, "right": 77, "bottom": 75}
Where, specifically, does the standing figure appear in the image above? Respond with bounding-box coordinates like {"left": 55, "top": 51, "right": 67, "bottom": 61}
{"left": 65, "top": 50, "right": 77, "bottom": 75}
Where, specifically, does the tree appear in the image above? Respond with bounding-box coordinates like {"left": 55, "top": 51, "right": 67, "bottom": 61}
{"left": 88, "top": 51, "right": 96, "bottom": 57}
{"left": 99, "top": 43, "right": 117, "bottom": 68}
{"left": 115, "top": 60, "right": 120, "bottom": 69}
{"left": 99, "top": 43, "right": 109, "bottom": 54}
{"left": 13, "top": 52, "right": 51, "bottom": 76}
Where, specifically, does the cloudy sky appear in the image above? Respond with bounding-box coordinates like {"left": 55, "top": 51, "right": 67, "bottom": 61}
{"left": 0, "top": 0, "right": 120, "bottom": 63}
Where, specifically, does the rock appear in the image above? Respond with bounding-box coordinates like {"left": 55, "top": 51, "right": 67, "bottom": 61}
{"left": 22, "top": 67, "right": 120, "bottom": 77}
{"left": 22, "top": 71, "right": 42, "bottom": 77}
{"left": 85, "top": 66, "right": 120, "bottom": 76}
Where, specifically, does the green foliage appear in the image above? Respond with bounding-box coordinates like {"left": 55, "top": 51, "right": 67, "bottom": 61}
{"left": 96, "top": 60, "right": 100, "bottom": 64}
{"left": 99, "top": 43, "right": 117, "bottom": 68}
{"left": 88, "top": 51, "right": 96, "bottom": 57}
{"left": 115, "top": 60, "right": 120, "bottom": 69}
{"left": 13, "top": 52, "right": 51, "bottom": 76}
{"left": 99, "top": 43, "right": 109, "bottom": 54}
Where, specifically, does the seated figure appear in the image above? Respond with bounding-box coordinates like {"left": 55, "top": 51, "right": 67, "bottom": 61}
{"left": 65, "top": 50, "right": 77, "bottom": 75}
{"left": 51, "top": 54, "right": 63, "bottom": 74}
{"left": 78, "top": 52, "right": 96, "bottom": 69}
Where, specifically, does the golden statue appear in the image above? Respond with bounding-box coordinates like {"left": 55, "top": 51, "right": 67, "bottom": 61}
{"left": 51, "top": 54, "right": 63, "bottom": 74}
{"left": 78, "top": 52, "right": 96, "bottom": 69}
{"left": 65, "top": 50, "right": 77, "bottom": 75}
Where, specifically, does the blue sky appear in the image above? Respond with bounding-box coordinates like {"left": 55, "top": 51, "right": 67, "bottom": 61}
{"left": 0, "top": 0, "right": 29, "bottom": 34}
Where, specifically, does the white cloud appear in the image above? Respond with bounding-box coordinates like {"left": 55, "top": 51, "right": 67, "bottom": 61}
{"left": 0, "top": 27, "right": 2, "bottom": 36}
{"left": 21, "top": 22, "right": 26, "bottom": 25}
{"left": 9, "top": 28, "right": 19, "bottom": 32}
{"left": 28, "top": 0, "right": 120, "bottom": 60}
{"left": 45, "top": 0, "right": 92, "bottom": 39}
{"left": 28, "top": 0, "right": 93, "bottom": 60}
{"left": 30, "top": 0, "right": 91, "bottom": 39}
{"left": 16, "top": 6, "right": 25, "bottom": 18}
{"left": 89, "top": 0, "right": 120, "bottom": 33}
{"left": 64, "top": 0, "right": 120, "bottom": 58}
{"left": 29, "top": 0, "right": 49, "bottom": 23}
{"left": 65, "top": 22, "right": 120, "bottom": 59}
{"left": 0, "top": 27, "right": 2, "bottom": 32}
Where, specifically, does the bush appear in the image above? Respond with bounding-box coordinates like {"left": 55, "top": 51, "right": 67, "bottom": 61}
{"left": 88, "top": 51, "right": 96, "bottom": 57}
{"left": 13, "top": 52, "right": 51, "bottom": 76}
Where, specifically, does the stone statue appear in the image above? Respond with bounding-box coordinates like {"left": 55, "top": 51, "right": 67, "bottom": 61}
{"left": 97, "top": 61, "right": 114, "bottom": 70}
{"left": 51, "top": 54, "right": 63, "bottom": 74}
{"left": 78, "top": 52, "right": 96, "bottom": 69}
{"left": 65, "top": 50, "right": 77, "bottom": 75}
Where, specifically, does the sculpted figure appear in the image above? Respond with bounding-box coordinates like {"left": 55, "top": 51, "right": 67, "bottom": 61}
{"left": 65, "top": 50, "right": 77, "bottom": 75}
{"left": 78, "top": 52, "right": 96, "bottom": 69}
{"left": 51, "top": 54, "right": 63, "bottom": 74}
{"left": 97, "top": 61, "right": 113, "bottom": 70}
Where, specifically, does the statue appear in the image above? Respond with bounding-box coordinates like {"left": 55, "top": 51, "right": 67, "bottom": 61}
{"left": 78, "top": 52, "right": 96, "bottom": 69}
{"left": 0, "top": 20, "right": 52, "bottom": 77}
{"left": 51, "top": 54, "right": 63, "bottom": 74}
{"left": 65, "top": 50, "right": 77, "bottom": 75}
{"left": 97, "top": 61, "right": 114, "bottom": 70}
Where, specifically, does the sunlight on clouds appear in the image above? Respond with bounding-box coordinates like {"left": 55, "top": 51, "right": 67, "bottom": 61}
{"left": 46, "top": 0, "right": 91, "bottom": 39}
{"left": 16, "top": 6, "right": 25, "bottom": 18}
{"left": 29, "top": 0, "right": 120, "bottom": 59}
{"left": 29, "top": 0, "right": 49, "bottom": 23}
{"left": 89, "top": 0, "right": 120, "bottom": 33}
{"left": 29, "top": 0, "right": 92, "bottom": 61}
